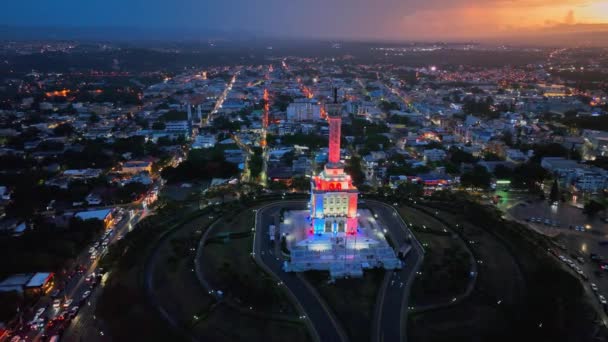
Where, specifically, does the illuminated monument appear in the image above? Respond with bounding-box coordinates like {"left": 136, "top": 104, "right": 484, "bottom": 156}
{"left": 281, "top": 89, "right": 402, "bottom": 278}
{"left": 310, "top": 89, "right": 359, "bottom": 235}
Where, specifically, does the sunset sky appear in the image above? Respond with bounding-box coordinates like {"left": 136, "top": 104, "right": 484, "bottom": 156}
{"left": 2, "top": 0, "right": 608, "bottom": 41}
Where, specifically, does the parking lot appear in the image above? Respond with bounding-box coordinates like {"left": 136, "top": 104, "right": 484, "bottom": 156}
{"left": 508, "top": 200, "right": 608, "bottom": 323}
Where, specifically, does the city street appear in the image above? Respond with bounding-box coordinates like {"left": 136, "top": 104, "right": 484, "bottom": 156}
{"left": 60, "top": 210, "right": 143, "bottom": 342}
{"left": 7, "top": 209, "right": 143, "bottom": 342}
{"left": 366, "top": 201, "right": 424, "bottom": 342}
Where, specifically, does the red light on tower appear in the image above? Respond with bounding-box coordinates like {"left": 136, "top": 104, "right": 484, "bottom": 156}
{"left": 328, "top": 115, "right": 341, "bottom": 164}
{"left": 326, "top": 87, "right": 342, "bottom": 165}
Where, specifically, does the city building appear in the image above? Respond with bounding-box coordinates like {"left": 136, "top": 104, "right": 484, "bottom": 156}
{"left": 121, "top": 160, "right": 153, "bottom": 174}
{"left": 286, "top": 98, "right": 322, "bottom": 121}
{"left": 0, "top": 272, "right": 54, "bottom": 295}
{"left": 75, "top": 208, "right": 114, "bottom": 228}
{"left": 192, "top": 134, "right": 217, "bottom": 149}
{"left": 423, "top": 148, "right": 447, "bottom": 162}
{"left": 541, "top": 157, "right": 608, "bottom": 193}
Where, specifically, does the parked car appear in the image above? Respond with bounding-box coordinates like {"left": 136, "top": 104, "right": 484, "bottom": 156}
{"left": 62, "top": 298, "right": 73, "bottom": 308}
{"left": 35, "top": 307, "right": 46, "bottom": 318}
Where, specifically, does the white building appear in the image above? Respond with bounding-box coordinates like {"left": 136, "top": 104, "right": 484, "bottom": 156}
{"left": 192, "top": 134, "right": 217, "bottom": 149}
{"left": 286, "top": 99, "right": 322, "bottom": 122}
{"left": 540, "top": 157, "right": 579, "bottom": 176}
{"left": 423, "top": 149, "right": 447, "bottom": 162}
{"left": 506, "top": 149, "right": 528, "bottom": 163}
{"left": 0, "top": 186, "right": 10, "bottom": 200}
{"left": 541, "top": 157, "right": 608, "bottom": 193}
{"left": 164, "top": 121, "right": 189, "bottom": 132}
{"left": 572, "top": 168, "right": 607, "bottom": 193}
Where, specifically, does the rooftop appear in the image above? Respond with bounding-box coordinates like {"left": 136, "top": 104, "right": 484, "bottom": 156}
{"left": 75, "top": 208, "right": 113, "bottom": 221}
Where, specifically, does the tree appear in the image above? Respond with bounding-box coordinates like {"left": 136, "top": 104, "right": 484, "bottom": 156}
{"left": 395, "top": 182, "right": 423, "bottom": 199}
{"left": 493, "top": 164, "right": 513, "bottom": 179}
{"left": 511, "top": 162, "right": 548, "bottom": 191}
{"left": 53, "top": 123, "right": 75, "bottom": 136}
{"left": 212, "top": 116, "right": 241, "bottom": 131}
{"left": 269, "top": 181, "right": 288, "bottom": 191}
{"left": 549, "top": 180, "right": 560, "bottom": 203}
{"left": 365, "top": 134, "right": 391, "bottom": 151}
{"left": 291, "top": 177, "right": 310, "bottom": 191}
{"left": 501, "top": 131, "right": 514, "bottom": 146}
{"left": 460, "top": 165, "right": 492, "bottom": 189}
{"left": 583, "top": 200, "right": 605, "bottom": 216}
{"left": 160, "top": 148, "right": 239, "bottom": 183}
{"left": 461, "top": 96, "right": 497, "bottom": 118}
{"left": 152, "top": 121, "right": 166, "bottom": 130}
{"left": 0, "top": 291, "right": 22, "bottom": 322}
{"left": 89, "top": 114, "right": 100, "bottom": 124}
{"left": 114, "top": 182, "right": 149, "bottom": 204}
{"left": 588, "top": 156, "right": 608, "bottom": 171}
{"left": 388, "top": 115, "right": 410, "bottom": 125}
{"left": 379, "top": 101, "right": 400, "bottom": 113}
{"left": 449, "top": 148, "right": 477, "bottom": 164}
{"left": 345, "top": 156, "right": 365, "bottom": 185}
{"left": 161, "top": 110, "right": 188, "bottom": 121}
{"left": 483, "top": 152, "right": 503, "bottom": 161}
{"left": 530, "top": 143, "right": 569, "bottom": 162}
{"left": 249, "top": 150, "right": 264, "bottom": 179}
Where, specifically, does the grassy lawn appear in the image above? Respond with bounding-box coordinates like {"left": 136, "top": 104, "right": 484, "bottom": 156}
{"left": 397, "top": 206, "right": 472, "bottom": 306}
{"left": 405, "top": 205, "right": 528, "bottom": 342}
{"left": 196, "top": 206, "right": 309, "bottom": 341}
{"left": 97, "top": 200, "right": 309, "bottom": 342}
{"left": 152, "top": 214, "right": 215, "bottom": 329}
{"left": 96, "top": 209, "right": 199, "bottom": 341}
{"left": 200, "top": 209, "right": 296, "bottom": 315}
{"left": 406, "top": 198, "right": 608, "bottom": 342}
{"left": 192, "top": 305, "right": 309, "bottom": 342}
{"left": 304, "top": 269, "right": 385, "bottom": 342}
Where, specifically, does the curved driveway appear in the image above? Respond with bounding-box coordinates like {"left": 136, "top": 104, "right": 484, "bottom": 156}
{"left": 253, "top": 201, "right": 348, "bottom": 342}
{"left": 365, "top": 200, "right": 424, "bottom": 342}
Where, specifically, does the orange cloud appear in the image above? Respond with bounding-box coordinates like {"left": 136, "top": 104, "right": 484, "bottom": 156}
{"left": 393, "top": 1, "right": 607, "bottom": 41}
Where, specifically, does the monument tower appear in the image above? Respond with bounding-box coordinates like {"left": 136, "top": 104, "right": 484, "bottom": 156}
{"left": 310, "top": 89, "right": 359, "bottom": 235}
